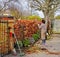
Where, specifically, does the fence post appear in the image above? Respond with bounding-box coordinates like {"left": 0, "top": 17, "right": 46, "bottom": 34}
{"left": 7, "top": 23, "right": 10, "bottom": 54}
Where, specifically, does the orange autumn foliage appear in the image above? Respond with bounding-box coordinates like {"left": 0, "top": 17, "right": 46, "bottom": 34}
{"left": 14, "top": 20, "right": 41, "bottom": 40}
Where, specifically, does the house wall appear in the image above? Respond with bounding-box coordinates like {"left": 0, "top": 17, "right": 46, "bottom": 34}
{"left": 52, "top": 19, "right": 60, "bottom": 33}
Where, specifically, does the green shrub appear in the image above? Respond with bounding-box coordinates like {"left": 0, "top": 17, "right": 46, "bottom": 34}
{"left": 27, "top": 15, "right": 42, "bottom": 21}
{"left": 36, "top": 30, "right": 41, "bottom": 38}
{"left": 23, "top": 38, "right": 30, "bottom": 47}
{"left": 32, "top": 34, "right": 39, "bottom": 41}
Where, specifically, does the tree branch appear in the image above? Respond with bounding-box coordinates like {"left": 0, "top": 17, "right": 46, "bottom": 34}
{"left": 0, "top": 0, "right": 12, "bottom": 12}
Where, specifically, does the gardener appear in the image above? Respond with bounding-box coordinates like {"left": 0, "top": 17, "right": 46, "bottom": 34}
{"left": 38, "top": 20, "right": 46, "bottom": 45}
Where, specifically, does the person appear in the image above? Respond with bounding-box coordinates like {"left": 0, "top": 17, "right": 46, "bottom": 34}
{"left": 38, "top": 20, "right": 46, "bottom": 45}
{"left": 8, "top": 27, "right": 17, "bottom": 55}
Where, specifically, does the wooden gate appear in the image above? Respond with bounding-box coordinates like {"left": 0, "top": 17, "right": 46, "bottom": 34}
{"left": 0, "top": 20, "right": 10, "bottom": 57}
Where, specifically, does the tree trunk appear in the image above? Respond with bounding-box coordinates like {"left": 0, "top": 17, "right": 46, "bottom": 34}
{"left": 44, "top": 13, "right": 52, "bottom": 40}
{"left": 46, "top": 16, "right": 52, "bottom": 35}
{"left": 44, "top": 14, "right": 49, "bottom": 33}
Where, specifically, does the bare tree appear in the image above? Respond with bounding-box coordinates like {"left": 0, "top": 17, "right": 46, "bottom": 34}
{"left": 9, "top": 8, "right": 21, "bottom": 20}
{"left": 30, "top": 0, "right": 60, "bottom": 33}
{"left": 0, "top": 0, "right": 12, "bottom": 13}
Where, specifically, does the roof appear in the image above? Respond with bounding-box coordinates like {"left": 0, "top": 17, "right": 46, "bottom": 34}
{"left": 0, "top": 15, "right": 14, "bottom": 18}
{"left": 0, "top": 15, "right": 14, "bottom": 20}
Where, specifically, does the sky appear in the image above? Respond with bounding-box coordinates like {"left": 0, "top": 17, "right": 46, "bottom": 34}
{"left": 55, "top": 12, "right": 60, "bottom": 16}
{"left": 36, "top": 11, "right": 44, "bottom": 18}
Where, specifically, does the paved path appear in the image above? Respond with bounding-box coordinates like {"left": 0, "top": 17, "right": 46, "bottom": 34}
{"left": 4, "top": 34, "right": 60, "bottom": 57}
